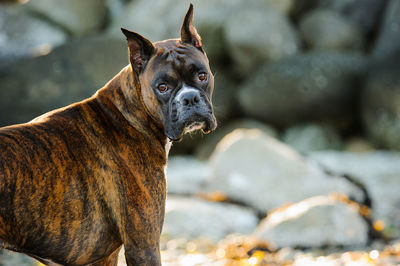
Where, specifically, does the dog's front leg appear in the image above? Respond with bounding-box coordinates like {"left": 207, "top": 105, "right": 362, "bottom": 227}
{"left": 124, "top": 243, "right": 161, "bottom": 266}
{"left": 118, "top": 191, "right": 165, "bottom": 266}
{"left": 120, "top": 211, "right": 163, "bottom": 266}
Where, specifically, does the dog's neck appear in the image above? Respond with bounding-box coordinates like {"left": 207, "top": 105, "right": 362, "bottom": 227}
{"left": 95, "top": 65, "right": 166, "bottom": 144}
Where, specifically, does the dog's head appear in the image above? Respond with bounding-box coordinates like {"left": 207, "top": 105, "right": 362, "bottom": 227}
{"left": 121, "top": 4, "right": 217, "bottom": 141}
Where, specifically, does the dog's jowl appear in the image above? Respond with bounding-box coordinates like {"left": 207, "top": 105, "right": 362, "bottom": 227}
{"left": 0, "top": 4, "right": 216, "bottom": 266}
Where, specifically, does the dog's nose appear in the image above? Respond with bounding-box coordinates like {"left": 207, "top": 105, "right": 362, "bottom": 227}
{"left": 181, "top": 91, "right": 200, "bottom": 107}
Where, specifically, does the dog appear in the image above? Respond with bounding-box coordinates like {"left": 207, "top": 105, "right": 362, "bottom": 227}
{"left": 0, "top": 4, "right": 216, "bottom": 265}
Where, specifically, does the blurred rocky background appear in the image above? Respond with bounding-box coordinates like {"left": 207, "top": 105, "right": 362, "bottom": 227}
{"left": 1, "top": 0, "right": 400, "bottom": 265}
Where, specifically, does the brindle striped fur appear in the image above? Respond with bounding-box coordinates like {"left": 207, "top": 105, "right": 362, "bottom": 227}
{"left": 0, "top": 5, "right": 213, "bottom": 265}
{"left": 0, "top": 65, "right": 167, "bottom": 265}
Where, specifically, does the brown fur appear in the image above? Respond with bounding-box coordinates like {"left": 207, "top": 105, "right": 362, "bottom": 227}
{"left": 0, "top": 66, "right": 167, "bottom": 265}
{"left": 0, "top": 5, "right": 215, "bottom": 265}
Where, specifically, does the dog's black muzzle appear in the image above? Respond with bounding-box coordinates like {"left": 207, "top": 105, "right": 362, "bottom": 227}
{"left": 165, "top": 87, "right": 216, "bottom": 141}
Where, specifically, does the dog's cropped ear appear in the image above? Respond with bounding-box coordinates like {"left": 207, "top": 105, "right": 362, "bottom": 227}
{"left": 180, "top": 4, "right": 203, "bottom": 51}
{"left": 121, "top": 28, "right": 155, "bottom": 76}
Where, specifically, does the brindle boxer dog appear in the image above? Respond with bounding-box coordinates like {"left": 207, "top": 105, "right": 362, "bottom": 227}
{"left": 0, "top": 4, "right": 216, "bottom": 266}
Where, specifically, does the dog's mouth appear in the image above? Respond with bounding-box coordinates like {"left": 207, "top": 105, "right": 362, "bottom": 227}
{"left": 185, "top": 116, "right": 217, "bottom": 135}
{"left": 184, "top": 121, "right": 205, "bottom": 134}
{"left": 165, "top": 112, "right": 217, "bottom": 142}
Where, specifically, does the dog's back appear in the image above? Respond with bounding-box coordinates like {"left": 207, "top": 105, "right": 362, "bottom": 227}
{"left": 0, "top": 4, "right": 215, "bottom": 265}
{"left": 0, "top": 64, "right": 169, "bottom": 264}
{"left": 0, "top": 99, "right": 126, "bottom": 264}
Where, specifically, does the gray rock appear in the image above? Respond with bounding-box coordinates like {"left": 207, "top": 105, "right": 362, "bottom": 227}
{"left": 238, "top": 51, "right": 366, "bottom": 126}
{"left": 372, "top": 0, "right": 400, "bottom": 60}
{"left": 0, "top": 250, "right": 36, "bottom": 266}
{"left": 317, "top": 0, "right": 385, "bottom": 35}
{"left": 0, "top": 5, "right": 67, "bottom": 63}
{"left": 211, "top": 72, "right": 239, "bottom": 122}
{"left": 317, "top": 0, "right": 361, "bottom": 11}
{"left": 299, "top": 10, "right": 364, "bottom": 51}
{"left": 290, "top": 0, "right": 318, "bottom": 21}
{"left": 254, "top": 195, "right": 368, "bottom": 248}
{"left": 309, "top": 150, "right": 400, "bottom": 237}
{"left": 276, "top": 247, "right": 297, "bottom": 262}
{"left": 0, "top": 36, "right": 128, "bottom": 126}
{"left": 224, "top": 2, "right": 299, "bottom": 72}
{"left": 162, "top": 196, "right": 258, "bottom": 241}
{"left": 265, "top": 0, "right": 294, "bottom": 14}
{"left": 106, "top": 0, "right": 127, "bottom": 22}
{"left": 282, "top": 123, "right": 343, "bottom": 154}
{"left": 108, "top": 0, "right": 184, "bottom": 42}
{"left": 206, "top": 129, "right": 364, "bottom": 213}
{"left": 166, "top": 156, "right": 209, "bottom": 195}
{"left": 344, "top": 137, "right": 375, "bottom": 153}
{"left": 108, "top": 0, "right": 299, "bottom": 72}
{"left": 195, "top": 119, "right": 278, "bottom": 160}
{"left": 361, "top": 57, "right": 400, "bottom": 150}
{"left": 108, "top": 0, "right": 230, "bottom": 62}
{"left": 25, "top": 0, "right": 108, "bottom": 35}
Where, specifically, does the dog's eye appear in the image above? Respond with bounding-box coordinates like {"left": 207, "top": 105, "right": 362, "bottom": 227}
{"left": 198, "top": 73, "right": 207, "bottom": 82}
{"left": 157, "top": 83, "right": 168, "bottom": 92}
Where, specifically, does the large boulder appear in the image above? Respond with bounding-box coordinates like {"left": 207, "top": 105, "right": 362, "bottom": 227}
{"left": 281, "top": 123, "right": 343, "bottom": 154}
{"left": 0, "top": 36, "right": 128, "bottom": 126}
{"left": 317, "top": 0, "right": 385, "bottom": 35}
{"left": 162, "top": 196, "right": 258, "bottom": 242}
{"left": 108, "top": 0, "right": 230, "bottom": 62}
{"left": 372, "top": 0, "right": 400, "bottom": 60}
{"left": 105, "top": 0, "right": 127, "bottom": 22}
{"left": 223, "top": 2, "right": 300, "bottom": 73}
{"left": 309, "top": 150, "right": 400, "bottom": 238}
{"left": 206, "top": 129, "right": 364, "bottom": 213}
{"left": 172, "top": 114, "right": 277, "bottom": 159}
{"left": 238, "top": 52, "right": 366, "bottom": 126}
{"left": 108, "top": 0, "right": 299, "bottom": 72}
{"left": 254, "top": 195, "right": 368, "bottom": 248}
{"left": 195, "top": 119, "right": 278, "bottom": 160}
{"left": 264, "top": 0, "right": 294, "bottom": 14}
{"left": 0, "top": 5, "right": 67, "bottom": 64}
{"left": 0, "top": 250, "right": 36, "bottom": 266}
{"left": 344, "top": 137, "right": 375, "bottom": 153}
{"left": 361, "top": 55, "right": 400, "bottom": 150}
{"left": 299, "top": 9, "right": 364, "bottom": 51}
{"left": 109, "top": 0, "right": 188, "bottom": 42}
{"left": 210, "top": 71, "right": 240, "bottom": 122}
{"left": 25, "top": 0, "right": 108, "bottom": 35}
{"left": 166, "top": 156, "right": 209, "bottom": 195}
{"left": 290, "top": 0, "right": 318, "bottom": 21}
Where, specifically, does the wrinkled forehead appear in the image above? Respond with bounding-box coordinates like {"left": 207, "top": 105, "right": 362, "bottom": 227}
{"left": 148, "top": 39, "right": 209, "bottom": 78}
